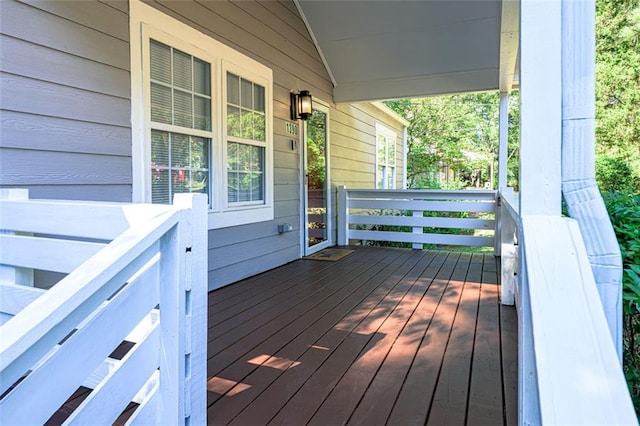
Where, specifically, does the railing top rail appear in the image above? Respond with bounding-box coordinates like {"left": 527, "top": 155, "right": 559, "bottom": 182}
{"left": 521, "top": 216, "right": 636, "bottom": 424}
{"left": 344, "top": 188, "right": 497, "bottom": 201}
{"left": 0, "top": 198, "right": 175, "bottom": 240}
{"left": 498, "top": 190, "right": 520, "bottom": 223}
{"left": 0, "top": 207, "right": 180, "bottom": 370}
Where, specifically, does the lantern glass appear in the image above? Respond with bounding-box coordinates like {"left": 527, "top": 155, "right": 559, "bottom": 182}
{"left": 291, "top": 90, "right": 313, "bottom": 120}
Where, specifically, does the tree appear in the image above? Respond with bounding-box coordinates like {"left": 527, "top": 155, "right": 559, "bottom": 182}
{"left": 596, "top": 0, "right": 640, "bottom": 182}
{"left": 386, "top": 92, "right": 520, "bottom": 190}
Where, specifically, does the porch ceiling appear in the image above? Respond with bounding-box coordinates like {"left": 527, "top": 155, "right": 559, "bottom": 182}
{"left": 295, "top": 0, "right": 519, "bottom": 103}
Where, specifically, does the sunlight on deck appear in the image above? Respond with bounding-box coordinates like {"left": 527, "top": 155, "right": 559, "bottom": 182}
{"left": 207, "top": 377, "right": 251, "bottom": 397}
{"left": 247, "top": 355, "right": 301, "bottom": 370}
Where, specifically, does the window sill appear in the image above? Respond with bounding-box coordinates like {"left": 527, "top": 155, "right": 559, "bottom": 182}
{"left": 207, "top": 205, "right": 273, "bottom": 229}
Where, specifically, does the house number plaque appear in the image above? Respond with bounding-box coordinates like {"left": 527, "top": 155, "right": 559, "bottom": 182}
{"left": 286, "top": 122, "right": 298, "bottom": 136}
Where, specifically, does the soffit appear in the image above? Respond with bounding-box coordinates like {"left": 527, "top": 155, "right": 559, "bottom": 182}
{"left": 295, "top": 0, "right": 518, "bottom": 102}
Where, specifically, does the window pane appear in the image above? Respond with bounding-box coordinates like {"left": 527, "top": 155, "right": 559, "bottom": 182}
{"left": 227, "top": 74, "right": 266, "bottom": 142}
{"left": 387, "top": 139, "right": 396, "bottom": 163}
{"left": 237, "top": 141, "right": 250, "bottom": 167}
{"left": 151, "top": 130, "right": 169, "bottom": 168}
{"left": 227, "top": 141, "right": 240, "bottom": 171}
{"left": 227, "top": 172, "right": 239, "bottom": 203}
{"left": 251, "top": 145, "right": 263, "bottom": 172}
{"left": 227, "top": 105, "right": 242, "bottom": 138}
{"left": 173, "top": 49, "right": 192, "bottom": 91}
{"left": 377, "top": 135, "right": 387, "bottom": 165}
{"left": 240, "top": 78, "right": 252, "bottom": 109}
{"left": 250, "top": 173, "right": 263, "bottom": 200}
{"left": 241, "top": 110, "right": 253, "bottom": 139}
{"left": 238, "top": 172, "right": 251, "bottom": 202}
{"left": 227, "top": 142, "right": 264, "bottom": 203}
{"left": 150, "top": 40, "right": 211, "bottom": 131}
{"left": 227, "top": 73, "right": 240, "bottom": 105}
{"left": 190, "top": 136, "right": 208, "bottom": 169}
{"left": 174, "top": 90, "right": 193, "bottom": 128}
{"left": 150, "top": 40, "right": 171, "bottom": 84}
{"left": 171, "top": 133, "right": 189, "bottom": 168}
{"left": 254, "top": 85, "right": 265, "bottom": 112}
{"left": 150, "top": 83, "right": 172, "bottom": 124}
{"left": 151, "top": 130, "right": 170, "bottom": 204}
{"left": 194, "top": 95, "right": 211, "bottom": 131}
{"left": 151, "top": 130, "right": 210, "bottom": 205}
{"left": 194, "top": 58, "right": 210, "bottom": 95}
{"left": 254, "top": 113, "right": 266, "bottom": 142}
{"left": 377, "top": 165, "right": 385, "bottom": 189}
{"left": 152, "top": 169, "right": 170, "bottom": 204}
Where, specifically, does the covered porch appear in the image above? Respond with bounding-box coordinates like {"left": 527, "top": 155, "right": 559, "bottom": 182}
{"left": 206, "top": 246, "right": 517, "bottom": 425}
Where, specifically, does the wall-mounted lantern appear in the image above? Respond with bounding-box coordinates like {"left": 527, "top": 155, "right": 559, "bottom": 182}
{"left": 290, "top": 90, "right": 313, "bottom": 121}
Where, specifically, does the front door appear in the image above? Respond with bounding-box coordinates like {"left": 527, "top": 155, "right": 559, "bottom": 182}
{"left": 303, "top": 105, "right": 331, "bottom": 255}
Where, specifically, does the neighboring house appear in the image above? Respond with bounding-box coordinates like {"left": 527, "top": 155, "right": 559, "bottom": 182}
{"left": 0, "top": 0, "right": 407, "bottom": 290}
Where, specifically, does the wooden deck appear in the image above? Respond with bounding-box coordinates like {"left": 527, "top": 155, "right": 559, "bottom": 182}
{"left": 206, "top": 246, "right": 518, "bottom": 425}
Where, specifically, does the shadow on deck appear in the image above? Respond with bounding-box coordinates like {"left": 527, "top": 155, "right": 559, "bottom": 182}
{"left": 206, "top": 246, "right": 517, "bottom": 425}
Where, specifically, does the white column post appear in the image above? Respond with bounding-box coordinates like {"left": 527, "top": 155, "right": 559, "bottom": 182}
{"left": 337, "top": 186, "right": 348, "bottom": 246}
{"left": 412, "top": 209, "right": 422, "bottom": 250}
{"left": 518, "top": 1, "right": 562, "bottom": 424}
{"left": 401, "top": 127, "right": 408, "bottom": 189}
{"left": 498, "top": 92, "right": 509, "bottom": 191}
{"left": 519, "top": 1, "right": 562, "bottom": 216}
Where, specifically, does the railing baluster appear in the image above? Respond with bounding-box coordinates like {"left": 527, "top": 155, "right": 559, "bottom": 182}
{"left": 412, "top": 208, "right": 422, "bottom": 250}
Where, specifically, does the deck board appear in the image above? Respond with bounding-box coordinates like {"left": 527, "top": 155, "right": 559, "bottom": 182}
{"left": 226, "top": 249, "right": 430, "bottom": 425}
{"left": 206, "top": 246, "right": 517, "bottom": 425}
{"left": 208, "top": 248, "right": 409, "bottom": 419}
{"left": 467, "top": 254, "right": 504, "bottom": 425}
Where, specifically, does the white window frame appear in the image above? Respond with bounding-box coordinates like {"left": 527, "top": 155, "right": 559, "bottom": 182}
{"left": 130, "top": 0, "right": 273, "bottom": 229}
{"left": 375, "top": 123, "right": 397, "bottom": 189}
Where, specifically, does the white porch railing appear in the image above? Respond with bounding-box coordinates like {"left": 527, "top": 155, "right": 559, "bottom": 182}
{"left": 498, "top": 192, "right": 637, "bottom": 424}
{"left": 0, "top": 189, "right": 207, "bottom": 425}
{"left": 337, "top": 187, "right": 497, "bottom": 249}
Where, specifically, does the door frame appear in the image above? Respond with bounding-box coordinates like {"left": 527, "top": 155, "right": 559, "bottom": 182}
{"left": 300, "top": 100, "right": 332, "bottom": 256}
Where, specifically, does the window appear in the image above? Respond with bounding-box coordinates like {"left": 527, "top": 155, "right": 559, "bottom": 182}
{"left": 130, "top": 1, "right": 273, "bottom": 229}
{"left": 376, "top": 124, "right": 397, "bottom": 189}
{"left": 226, "top": 72, "right": 266, "bottom": 205}
{"left": 149, "top": 40, "right": 211, "bottom": 205}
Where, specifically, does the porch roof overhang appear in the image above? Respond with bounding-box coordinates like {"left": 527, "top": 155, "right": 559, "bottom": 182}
{"left": 295, "top": 0, "right": 519, "bottom": 103}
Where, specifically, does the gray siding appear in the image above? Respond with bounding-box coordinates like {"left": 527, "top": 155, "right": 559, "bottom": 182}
{"left": 0, "top": 0, "right": 131, "bottom": 201}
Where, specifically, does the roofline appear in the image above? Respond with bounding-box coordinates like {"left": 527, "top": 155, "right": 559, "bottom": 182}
{"left": 292, "top": 0, "right": 337, "bottom": 89}
{"left": 370, "top": 102, "right": 410, "bottom": 128}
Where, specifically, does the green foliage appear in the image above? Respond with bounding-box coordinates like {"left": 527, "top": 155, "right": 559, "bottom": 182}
{"left": 357, "top": 210, "right": 413, "bottom": 249}
{"left": 356, "top": 209, "right": 483, "bottom": 251}
{"left": 596, "top": 156, "right": 640, "bottom": 192}
{"left": 306, "top": 110, "right": 327, "bottom": 188}
{"left": 385, "top": 91, "right": 520, "bottom": 190}
{"left": 603, "top": 191, "right": 640, "bottom": 414}
{"left": 596, "top": 0, "right": 640, "bottom": 180}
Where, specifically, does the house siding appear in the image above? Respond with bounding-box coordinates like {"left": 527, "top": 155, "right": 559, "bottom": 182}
{"left": 331, "top": 103, "right": 406, "bottom": 189}
{"left": 0, "top": 0, "right": 132, "bottom": 201}
{"left": 138, "top": 0, "right": 334, "bottom": 289}
{"left": 0, "top": 0, "right": 405, "bottom": 290}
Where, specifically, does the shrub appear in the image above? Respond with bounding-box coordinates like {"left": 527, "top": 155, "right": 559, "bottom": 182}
{"left": 596, "top": 156, "right": 639, "bottom": 193}
{"left": 603, "top": 191, "right": 640, "bottom": 414}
